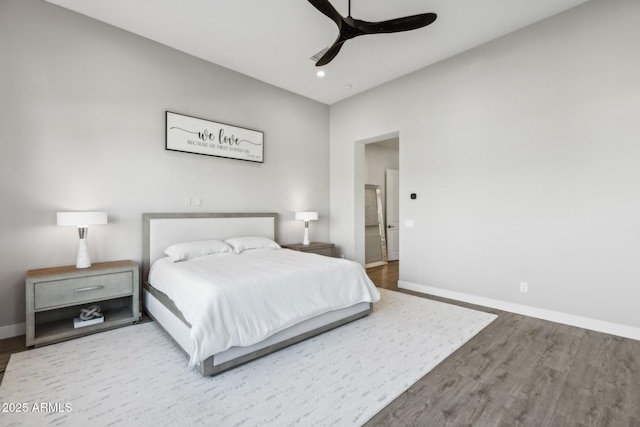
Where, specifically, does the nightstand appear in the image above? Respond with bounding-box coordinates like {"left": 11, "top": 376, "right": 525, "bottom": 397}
{"left": 26, "top": 260, "right": 140, "bottom": 347}
{"left": 281, "top": 242, "right": 335, "bottom": 257}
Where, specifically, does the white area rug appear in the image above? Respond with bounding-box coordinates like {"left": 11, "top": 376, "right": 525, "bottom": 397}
{"left": 0, "top": 289, "right": 496, "bottom": 426}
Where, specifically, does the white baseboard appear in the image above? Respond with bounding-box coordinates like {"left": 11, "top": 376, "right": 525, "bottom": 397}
{"left": 0, "top": 323, "right": 26, "bottom": 340}
{"left": 399, "top": 281, "right": 640, "bottom": 341}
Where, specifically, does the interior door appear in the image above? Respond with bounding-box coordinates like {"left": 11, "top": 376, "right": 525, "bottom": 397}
{"left": 385, "top": 169, "right": 400, "bottom": 261}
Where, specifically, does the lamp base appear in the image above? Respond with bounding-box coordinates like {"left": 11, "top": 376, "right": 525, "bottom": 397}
{"left": 303, "top": 224, "right": 310, "bottom": 246}
{"left": 76, "top": 236, "right": 91, "bottom": 269}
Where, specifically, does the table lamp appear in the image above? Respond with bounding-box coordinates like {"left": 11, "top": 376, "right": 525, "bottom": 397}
{"left": 295, "top": 211, "right": 318, "bottom": 246}
{"left": 57, "top": 211, "right": 108, "bottom": 268}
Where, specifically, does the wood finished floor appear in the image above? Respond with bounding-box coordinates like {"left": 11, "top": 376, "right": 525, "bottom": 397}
{"left": 365, "top": 262, "right": 640, "bottom": 426}
{"left": 1, "top": 261, "right": 638, "bottom": 426}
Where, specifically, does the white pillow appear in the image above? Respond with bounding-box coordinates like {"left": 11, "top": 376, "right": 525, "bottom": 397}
{"left": 224, "top": 236, "right": 281, "bottom": 253}
{"left": 164, "top": 239, "right": 232, "bottom": 262}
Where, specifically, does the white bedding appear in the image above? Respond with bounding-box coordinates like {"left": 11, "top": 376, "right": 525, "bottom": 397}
{"left": 148, "top": 248, "right": 380, "bottom": 366}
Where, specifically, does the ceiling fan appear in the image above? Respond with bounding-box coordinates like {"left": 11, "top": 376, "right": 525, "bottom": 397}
{"left": 308, "top": 0, "right": 437, "bottom": 66}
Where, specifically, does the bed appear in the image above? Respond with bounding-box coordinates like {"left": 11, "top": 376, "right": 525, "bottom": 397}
{"left": 142, "top": 212, "right": 380, "bottom": 376}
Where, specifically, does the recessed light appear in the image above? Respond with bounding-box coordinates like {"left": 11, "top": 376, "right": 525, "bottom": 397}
{"left": 316, "top": 70, "right": 326, "bottom": 78}
{"left": 344, "top": 84, "right": 352, "bottom": 89}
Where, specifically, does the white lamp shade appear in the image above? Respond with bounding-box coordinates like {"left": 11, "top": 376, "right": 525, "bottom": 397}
{"left": 57, "top": 211, "right": 108, "bottom": 227}
{"left": 295, "top": 211, "right": 318, "bottom": 221}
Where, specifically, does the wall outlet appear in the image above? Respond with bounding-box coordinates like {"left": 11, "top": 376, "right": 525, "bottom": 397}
{"left": 520, "top": 282, "right": 528, "bottom": 293}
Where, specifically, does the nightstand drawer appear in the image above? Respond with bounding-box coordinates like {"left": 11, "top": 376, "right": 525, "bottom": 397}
{"left": 311, "top": 247, "right": 335, "bottom": 257}
{"left": 34, "top": 271, "right": 133, "bottom": 310}
{"left": 281, "top": 242, "right": 335, "bottom": 257}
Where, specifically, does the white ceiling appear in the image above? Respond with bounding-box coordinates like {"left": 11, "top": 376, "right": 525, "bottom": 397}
{"left": 45, "top": 0, "right": 591, "bottom": 105}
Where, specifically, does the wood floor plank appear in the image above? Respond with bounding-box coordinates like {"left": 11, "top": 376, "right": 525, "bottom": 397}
{"left": 602, "top": 335, "right": 640, "bottom": 427}
{"left": 553, "top": 330, "right": 613, "bottom": 425}
{"left": 498, "top": 364, "right": 567, "bottom": 426}
{"left": 0, "top": 335, "right": 26, "bottom": 386}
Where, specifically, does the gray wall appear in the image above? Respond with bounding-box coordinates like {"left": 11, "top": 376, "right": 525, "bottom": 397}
{"left": 0, "top": 0, "right": 330, "bottom": 334}
{"left": 330, "top": 0, "right": 640, "bottom": 334}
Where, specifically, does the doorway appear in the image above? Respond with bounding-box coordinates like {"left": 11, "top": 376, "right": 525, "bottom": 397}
{"left": 361, "top": 135, "right": 399, "bottom": 268}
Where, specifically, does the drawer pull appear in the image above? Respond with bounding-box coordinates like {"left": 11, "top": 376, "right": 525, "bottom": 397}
{"left": 74, "top": 285, "right": 104, "bottom": 292}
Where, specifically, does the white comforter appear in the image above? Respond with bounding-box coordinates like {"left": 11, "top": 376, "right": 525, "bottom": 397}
{"left": 148, "top": 248, "right": 380, "bottom": 366}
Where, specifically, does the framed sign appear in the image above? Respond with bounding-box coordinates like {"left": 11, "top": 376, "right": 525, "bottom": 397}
{"left": 166, "top": 111, "right": 264, "bottom": 163}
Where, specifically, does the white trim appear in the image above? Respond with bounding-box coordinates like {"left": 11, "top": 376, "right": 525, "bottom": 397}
{"left": 0, "top": 322, "right": 25, "bottom": 340}
{"left": 399, "top": 281, "right": 640, "bottom": 341}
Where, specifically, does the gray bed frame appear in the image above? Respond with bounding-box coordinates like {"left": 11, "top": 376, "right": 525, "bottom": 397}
{"left": 141, "top": 212, "right": 373, "bottom": 377}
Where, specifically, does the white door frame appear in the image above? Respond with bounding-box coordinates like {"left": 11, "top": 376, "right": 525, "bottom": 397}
{"left": 354, "top": 131, "right": 399, "bottom": 267}
{"left": 386, "top": 169, "right": 400, "bottom": 261}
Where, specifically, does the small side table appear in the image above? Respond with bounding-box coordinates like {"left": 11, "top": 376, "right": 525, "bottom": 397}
{"left": 281, "top": 242, "right": 335, "bottom": 257}
{"left": 25, "top": 260, "right": 140, "bottom": 347}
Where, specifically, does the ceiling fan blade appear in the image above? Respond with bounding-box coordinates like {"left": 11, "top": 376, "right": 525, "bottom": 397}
{"left": 308, "top": 0, "right": 344, "bottom": 28}
{"left": 358, "top": 13, "right": 437, "bottom": 35}
{"left": 316, "top": 38, "right": 347, "bottom": 66}
{"left": 308, "top": 1, "right": 437, "bottom": 65}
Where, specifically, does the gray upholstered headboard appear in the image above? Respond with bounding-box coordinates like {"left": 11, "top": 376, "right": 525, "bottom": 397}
{"left": 141, "top": 212, "right": 278, "bottom": 283}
